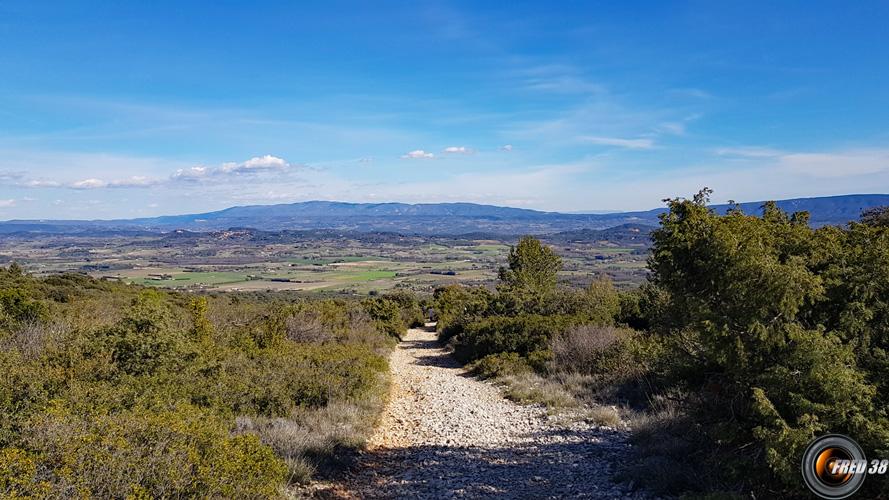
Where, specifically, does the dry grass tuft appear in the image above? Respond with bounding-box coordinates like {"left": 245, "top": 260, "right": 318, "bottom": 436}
{"left": 498, "top": 372, "right": 578, "bottom": 408}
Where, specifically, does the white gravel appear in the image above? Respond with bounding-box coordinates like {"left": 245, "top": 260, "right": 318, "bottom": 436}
{"left": 309, "top": 325, "right": 648, "bottom": 499}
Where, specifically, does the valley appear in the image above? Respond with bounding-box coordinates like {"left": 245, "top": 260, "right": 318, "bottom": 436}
{"left": 0, "top": 227, "right": 652, "bottom": 294}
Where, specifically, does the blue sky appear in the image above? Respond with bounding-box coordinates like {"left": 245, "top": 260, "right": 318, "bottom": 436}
{"left": 1, "top": 1, "right": 888, "bottom": 219}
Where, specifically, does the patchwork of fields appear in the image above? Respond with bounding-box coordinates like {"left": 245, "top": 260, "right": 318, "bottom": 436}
{"left": 0, "top": 231, "right": 650, "bottom": 294}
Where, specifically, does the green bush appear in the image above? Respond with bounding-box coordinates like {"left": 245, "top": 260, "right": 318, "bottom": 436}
{"left": 433, "top": 284, "right": 494, "bottom": 342}
{"left": 25, "top": 403, "right": 286, "bottom": 498}
{"left": 361, "top": 296, "right": 406, "bottom": 340}
{"left": 469, "top": 352, "right": 533, "bottom": 379}
{"left": 0, "top": 288, "right": 48, "bottom": 326}
{"left": 0, "top": 447, "right": 50, "bottom": 497}
{"left": 452, "top": 313, "right": 578, "bottom": 363}
{"left": 382, "top": 290, "right": 426, "bottom": 328}
{"left": 0, "top": 266, "right": 398, "bottom": 494}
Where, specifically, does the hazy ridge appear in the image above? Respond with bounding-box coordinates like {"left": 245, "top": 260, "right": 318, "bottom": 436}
{"left": 2, "top": 194, "right": 888, "bottom": 235}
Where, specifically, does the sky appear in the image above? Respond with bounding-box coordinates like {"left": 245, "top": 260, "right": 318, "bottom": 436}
{"left": 1, "top": 0, "right": 888, "bottom": 219}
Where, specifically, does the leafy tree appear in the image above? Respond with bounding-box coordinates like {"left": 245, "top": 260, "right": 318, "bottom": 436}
{"left": 581, "top": 277, "right": 620, "bottom": 324}
{"left": 498, "top": 236, "right": 562, "bottom": 313}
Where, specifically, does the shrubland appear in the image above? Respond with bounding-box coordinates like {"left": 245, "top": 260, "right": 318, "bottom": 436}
{"left": 436, "top": 192, "right": 889, "bottom": 498}
{"left": 0, "top": 268, "right": 418, "bottom": 497}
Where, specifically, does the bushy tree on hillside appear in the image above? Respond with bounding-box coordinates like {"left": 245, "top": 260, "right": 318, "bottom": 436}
{"left": 646, "top": 189, "right": 889, "bottom": 494}
{"left": 498, "top": 236, "right": 562, "bottom": 313}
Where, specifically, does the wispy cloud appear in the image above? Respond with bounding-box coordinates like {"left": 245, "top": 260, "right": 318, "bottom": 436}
{"left": 514, "top": 64, "right": 605, "bottom": 95}
{"left": 0, "top": 199, "right": 15, "bottom": 208}
{"left": 109, "top": 176, "right": 163, "bottom": 188}
{"left": 24, "top": 179, "right": 62, "bottom": 188}
{"left": 669, "top": 88, "right": 713, "bottom": 100}
{"left": 442, "top": 146, "right": 472, "bottom": 154}
{"left": 714, "top": 146, "right": 889, "bottom": 178}
{"left": 401, "top": 149, "right": 434, "bottom": 159}
{"left": 715, "top": 146, "right": 785, "bottom": 158}
{"left": 5, "top": 154, "right": 295, "bottom": 191}
{"left": 581, "top": 136, "right": 655, "bottom": 149}
{"left": 70, "top": 178, "right": 108, "bottom": 189}
{"left": 499, "top": 144, "right": 513, "bottom": 152}
{"left": 778, "top": 150, "right": 889, "bottom": 178}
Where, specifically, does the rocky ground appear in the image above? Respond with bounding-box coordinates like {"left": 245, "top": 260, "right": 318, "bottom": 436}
{"left": 308, "top": 325, "right": 647, "bottom": 499}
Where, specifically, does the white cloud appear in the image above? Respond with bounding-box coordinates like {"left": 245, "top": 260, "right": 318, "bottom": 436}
{"left": 669, "top": 88, "right": 713, "bottom": 100}
{"left": 714, "top": 146, "right": 889, "bottom": 178}
{"left": 70, "top": 178, "right": 108, "bottom": 189}
{"left": 24, "top": 179, "right": 62, "bottom": 188}
{"left": 221, "top": 154, "right": 289, "bottom": 173}
{"left": 0, "top": 199, "right": 15, "bottom": 208}
{"left": 16, "top": 155, "right": 295, "bottom": 192}
{"left": 67, "top": 176, "right": 159, "bottom": 189}
{"left": 109, "top": 176, "right": 161, "bottom": 188}
{"left": 656, "top": 122, "right": 686, "bottom": 136}
{"left": 715, "top": 147, "right": 784, "bottom": 158}
{"left": 0, "top": 171, "right": 24, "bottom": 182}
{"left": 401, "top": 149, "right": 434, "bottom": 159}
{"left": 443, "top": 146, "right": 472, "bottom": 154}
{"left": 499, "top": 144, "right": 513, "bottom": 152}
{"left": 171, "top": 166, "right": 210, "bottom": 181}
{"left": 582, "top": 136, "right": 655, "bottom": 150}
{"left": 778, "top": 150, "right": 889, "bottom": 178}
{"left": 515, "top": 64, "right": 605, "bottom": 95}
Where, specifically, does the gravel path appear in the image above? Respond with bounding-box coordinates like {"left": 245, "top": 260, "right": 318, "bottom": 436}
{"left": 315, "top": 325, "right": 646, "bottom": 499}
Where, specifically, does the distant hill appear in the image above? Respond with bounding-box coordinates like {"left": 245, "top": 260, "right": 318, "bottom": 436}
{"left": 2, "top": 194, "right": 888, "bottom": 235}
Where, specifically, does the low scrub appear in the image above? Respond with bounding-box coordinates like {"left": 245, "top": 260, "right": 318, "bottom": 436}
{"left": 451, "top": 313, "right": 578, "bottom": 363}
{"left": 498, "top": 372, "right": 578, "bottom": 409}
{"left": 0, "top": 267, "right": 397, "bottom": 496}
{"left": 469, "top": 352, "right": 533, "bottom": 379}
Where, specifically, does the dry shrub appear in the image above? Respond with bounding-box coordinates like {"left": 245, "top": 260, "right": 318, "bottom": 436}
{"left": 285, "top": 310, "right": 332, "bottom": 344}
{"left": 549, "top": 325, "right": 640, "bottom": 384}
{"left": 586, "top": 405, "right": 622, "bottom": 428}
{"left": 616, "top": 393, "right": 730, "bottom": 495}
{"left": 236, "top": 400, "right": 377, "bottom": 485}
{"left": 499, "top": 372, "right": 577, "bottom": 408}
{"left": 0, "top": 321, "right": 68, "bottom": 360}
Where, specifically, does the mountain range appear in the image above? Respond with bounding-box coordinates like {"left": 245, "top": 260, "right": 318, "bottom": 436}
{"left": 2, "top": 194, "right": 888, "bottom": 235}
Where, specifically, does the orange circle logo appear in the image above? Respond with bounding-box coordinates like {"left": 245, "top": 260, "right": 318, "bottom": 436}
{"left": 802, "top": 434, "right": 867, "bottom": 499}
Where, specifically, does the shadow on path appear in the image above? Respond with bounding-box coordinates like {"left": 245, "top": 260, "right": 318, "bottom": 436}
{"left": 331, "top": 431, "right": 639, "bottom": 499}
{"left": 400, "top": 337, "right": 462, "bottom": 369}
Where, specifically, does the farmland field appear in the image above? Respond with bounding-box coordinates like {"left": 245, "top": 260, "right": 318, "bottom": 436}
{"left": 0, "top": 229, "right": 651, "bottom": 294}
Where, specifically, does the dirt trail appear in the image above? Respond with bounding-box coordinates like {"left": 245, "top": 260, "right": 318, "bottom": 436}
{"left": 315, "top": 325, "right": 645, "bottom": 499}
